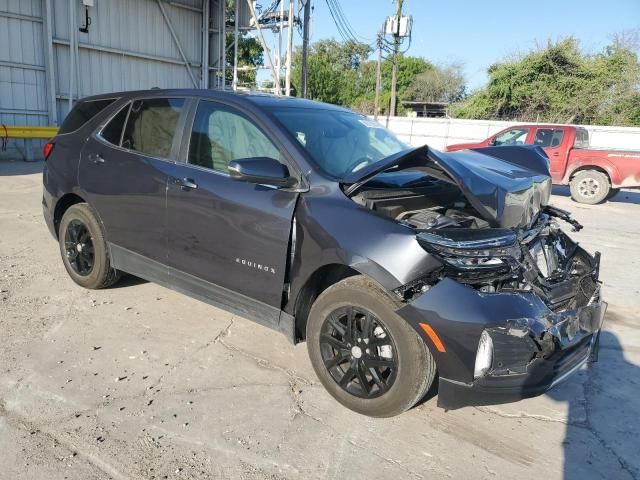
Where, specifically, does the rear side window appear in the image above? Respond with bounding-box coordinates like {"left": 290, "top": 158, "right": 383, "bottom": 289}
{"left": 59, "top": 99, "right": 116, "bottom": 134}
{"left": 122, "top": 98, "right": 185, "bottom": 158}
{"left": 100, "top": 104, "right": 130, "bottom": 146}
{"left": 575, "top": 129, "right": 590, "bottom": 149}
{"left": 534, "top": 128, "right": 564, "bottom": 148}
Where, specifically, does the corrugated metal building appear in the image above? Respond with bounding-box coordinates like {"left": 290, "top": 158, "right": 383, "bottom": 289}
{"left": 0, "top": 0, "right": 246, "bottom": 132}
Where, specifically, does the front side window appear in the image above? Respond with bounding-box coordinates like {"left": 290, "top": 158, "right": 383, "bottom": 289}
{"left": 188, "top": 101, "right": 280, "bottom": 173}
{"left": 534, "top": 128, "right": 564, "bottom": 148}
{"left": 59, "top": 98, "right": 116, "bottom": 134}
{"left": 122, "top": 98, "right": 185, "bottom": 158}
{"left": 270, "top": 108, "right": 407, "bottom": 178}
{"left": 493, "top": 128, "right": 529, "bottom": 146}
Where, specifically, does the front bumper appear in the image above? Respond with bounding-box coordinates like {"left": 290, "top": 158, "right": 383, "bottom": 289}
{"left": 397, "top": 277, "right": 606, "bottom": 409}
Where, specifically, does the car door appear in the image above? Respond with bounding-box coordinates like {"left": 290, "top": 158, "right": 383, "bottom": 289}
{"left": 166, "top": 99, "right": 299, "bottom": 326}
{"left": 79, "top": 97, "right": 186, "bottom": 264}
{"left": 531, "top": 127, "right": 566, "bottom": 178}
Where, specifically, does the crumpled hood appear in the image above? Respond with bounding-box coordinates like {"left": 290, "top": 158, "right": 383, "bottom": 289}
{"left": 343, "top": 145, "right": 552, "bottom": 229}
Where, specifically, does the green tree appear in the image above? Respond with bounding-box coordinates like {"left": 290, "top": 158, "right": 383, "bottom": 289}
{"left": 350, "top": 55, "right": 433, "bottom": 115}
{"left": 225, "top": 34, "right": 264, "bottom": 87}
{"left": 404, "top": 63, "right": 466, "bottom": 103}
{"left": 291, "top": 39, "right": 371, "bottom": 105}
{"left": 289, "top": 39, "right": 446, "bottom": 115}
{"left": 451, "top": 38, "right": 640, "bottom": 126}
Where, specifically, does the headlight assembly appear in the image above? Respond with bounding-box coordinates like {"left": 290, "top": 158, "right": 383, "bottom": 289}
{"left": 417, "top": 228, "right": 521, "bottom": 271}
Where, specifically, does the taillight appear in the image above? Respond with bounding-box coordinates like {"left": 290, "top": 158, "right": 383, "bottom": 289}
{"left": 43, "top": 142, "right": 54, "bottom": 160}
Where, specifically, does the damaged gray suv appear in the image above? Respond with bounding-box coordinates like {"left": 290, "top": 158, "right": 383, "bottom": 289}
{"left": 42, "top": 89, "right": 606, "bottom": 417}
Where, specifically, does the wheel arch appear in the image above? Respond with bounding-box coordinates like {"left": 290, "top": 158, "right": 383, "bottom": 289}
{"left": 292, "top": 263, "right": 360, "bottom": 342}
{"left": 567, "top": 162, "right": 620, "bottom": 186}
{"left": 53, "top": 193, "right": 87, "bottom": 238}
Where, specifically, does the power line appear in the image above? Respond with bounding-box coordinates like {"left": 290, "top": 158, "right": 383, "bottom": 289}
{"left": 331, "top": 0, "right": 372, "bottom": 44}
{"left": 324, "top": 0, "right": 374, "bottom": 46}
{"left": 324, "top": 0, "right": 350, "bottom": 42}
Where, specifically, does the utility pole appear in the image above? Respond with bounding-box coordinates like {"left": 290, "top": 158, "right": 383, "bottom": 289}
{"left": 300, "top": 0, "right": 311, "bottom": 98}
{"left": 232, "top": 0, "right": 239, "bottom": 90}
{"left": 276, "top": 0, "right": 285, "bottom": 88}
{"left": 285, "top": 0, "right": 294, "bottom": 95}
{"left": 389, "top": 0, "right": 403, "bottom": 117}
{"left": 246, "top": 0, "right": 281, "bottom": 95}
{"left": 374, "top": 30, "right": 382, "bottom": 120}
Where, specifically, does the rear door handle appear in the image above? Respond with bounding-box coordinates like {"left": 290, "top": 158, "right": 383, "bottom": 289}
{"left": 177, "top": 177, "right": 198, "bottom": 190}
{"left": 89, "top": 153, "right": 104, "bottom": 164}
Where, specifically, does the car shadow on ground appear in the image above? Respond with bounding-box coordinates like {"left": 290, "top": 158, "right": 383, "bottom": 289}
{"left": 552, "top": 185, "right": 640, "bottom": 206}
{"left": 0, "top": 159, "right": 44, "bottom": 176}
{"left": 111, "top": 274, "right": 148, "bottom": 289}
{"left": 546, "top": 330, "right": 639, "bottom": 479}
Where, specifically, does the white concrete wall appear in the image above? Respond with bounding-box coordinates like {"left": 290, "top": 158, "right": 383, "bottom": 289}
{"left": 373, "top": 116, "right": 640, "bottom": 151}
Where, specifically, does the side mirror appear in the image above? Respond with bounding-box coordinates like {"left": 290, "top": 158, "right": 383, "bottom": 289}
{"left": 489, "top": 138, "right": 497, "bottom": 146}
{"left": 228, "top": 157, "right": 295, "bottom": 188}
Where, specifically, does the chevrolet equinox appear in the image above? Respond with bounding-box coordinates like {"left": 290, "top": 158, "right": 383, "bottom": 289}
{"left": 42, "top": 89, "right": 606, "bottom": 417}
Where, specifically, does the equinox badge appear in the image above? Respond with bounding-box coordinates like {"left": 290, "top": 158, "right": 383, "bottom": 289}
{"left": 235, "top": 258, "right": 276, "bottom": 274}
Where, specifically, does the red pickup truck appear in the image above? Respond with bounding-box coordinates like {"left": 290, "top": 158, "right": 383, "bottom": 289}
{"left": 446, "top": 124, "right": 640, "bottom": 204}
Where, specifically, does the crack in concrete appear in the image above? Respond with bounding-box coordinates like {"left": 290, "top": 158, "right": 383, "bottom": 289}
{"left": 473, "top": 406, "right": 587, "bottom": 427}
{"left": 212, "top": 317, "right": 235, "bottom": 343}
{"left": 218, "top": 339, "right": 312, "bottom": 387}
{"left": 146, "top": 317, "right": 238, "bottom": 393}
{"left": 475, "top": 367, "right": 638, "bottom": 480}
{"left": 583, "top": 366, "right": 638, "bottom": 480}
{"left": 217, "top": 334, "right": 432, "bottom": 479}
{"left": 0, "top": 399, "right": 138, "bottom": 480}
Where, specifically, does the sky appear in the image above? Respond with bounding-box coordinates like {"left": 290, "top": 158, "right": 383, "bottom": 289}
{"left": 260, "top": 0, "right": 640, "bottom": 90}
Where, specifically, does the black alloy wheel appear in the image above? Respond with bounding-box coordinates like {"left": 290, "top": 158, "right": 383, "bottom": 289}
{"left": 320, "top": 306, "right": 398, "bottom": 399}
{"left": 64, "top": 219, "right": 95, "bottom": 276}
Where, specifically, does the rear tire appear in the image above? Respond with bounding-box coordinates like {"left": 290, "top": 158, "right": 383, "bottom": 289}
{"left": 569, "top": 170, "right": 610, "bottom": 204}
{"left": 58, "top": 203, "right": 120, "bottom": 289}
{"left": 306, "top": 275, "right": 436, "bottom": 417}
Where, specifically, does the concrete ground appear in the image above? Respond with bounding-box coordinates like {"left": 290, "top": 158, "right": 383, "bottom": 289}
{"left": 0, "top": 158, "right": 638, "bottom": 480}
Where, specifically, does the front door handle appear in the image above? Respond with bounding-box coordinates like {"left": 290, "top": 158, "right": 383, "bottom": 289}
{"left": 177, "top": 177, "right": 198, "bottom": 190}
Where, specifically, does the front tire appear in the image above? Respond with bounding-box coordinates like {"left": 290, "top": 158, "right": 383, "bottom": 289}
{"left": 606, "top": 187, "right": 620, "bottom": 200}
{"left": 58, "top": 203, "right": 120, "bottom": 289}
{"left": 569, "top": 170, "right": 610, "bottom": 204}
{"left": 306, "top": 276, "right": 436, "bottom": 417}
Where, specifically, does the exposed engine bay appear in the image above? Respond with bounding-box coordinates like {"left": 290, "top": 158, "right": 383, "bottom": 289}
{"left": 351, "top": 181, "right": 490, "bottom": 230}
{"left": 352, "top": 184, "right": 599, "bottom": 313}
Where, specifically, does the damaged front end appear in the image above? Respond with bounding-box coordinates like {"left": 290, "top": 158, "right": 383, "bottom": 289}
{"left": 396, "top": 207, "right": 606, "bottom": 409}
{"left": 345, "top": 144, "right": 605, "bottom": 408}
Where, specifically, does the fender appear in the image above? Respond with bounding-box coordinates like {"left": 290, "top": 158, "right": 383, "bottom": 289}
{"left": 285, "top": 189, "right": 441, "bottom": 314}
{"left": 562, "top": 156, "right": 622, "bottom": 186}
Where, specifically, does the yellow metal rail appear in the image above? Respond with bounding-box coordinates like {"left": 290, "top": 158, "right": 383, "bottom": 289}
{"left": 1, "top": 125, "right": 59, "bottom": 139}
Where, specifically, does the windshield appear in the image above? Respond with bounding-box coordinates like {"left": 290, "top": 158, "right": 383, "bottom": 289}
{"left": 270, "top": 107, "right": 408, "bottom": 178}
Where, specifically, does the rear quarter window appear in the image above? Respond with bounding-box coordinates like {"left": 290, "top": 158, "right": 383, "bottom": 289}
{"left": 99, "top": 104, "right": 131, "bottom": 146}
{"left": 59, "top": 99, "right": 117, "bottom": 134}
